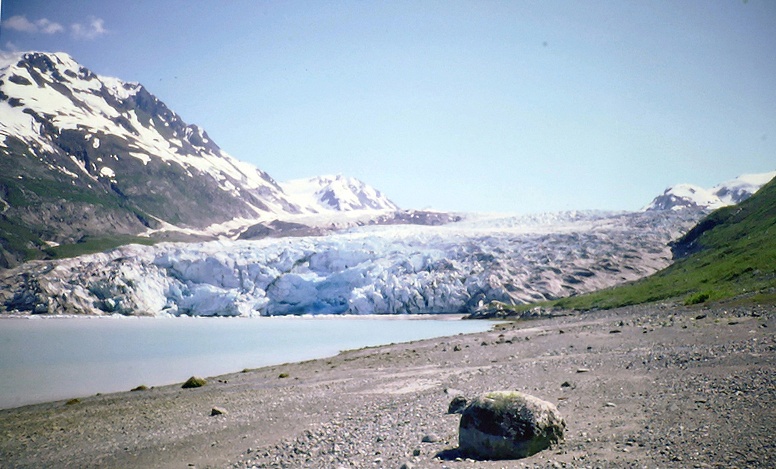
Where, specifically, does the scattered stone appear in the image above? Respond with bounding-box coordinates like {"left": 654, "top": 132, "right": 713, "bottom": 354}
{"left": 695, "top": 314, "right": 707, "bottom": 320}
{"left": 604, "top": 402, "right": 617, "bottom": 407}
{"left": 412, "top": 448, "right": 421, "bottom": 456}
{"left": 448, "top": 395, "right": 468, "bottom": 414}
{"left": 399, "top": 462, "right": 414, "bottom": 469}
{"left": 560, "top": 381, "right": 574, "bottom": 388}
{"left": 211, "top": 406, "right": 227, "bottom": 416}
{"left": 609, "top": 329, "right": 622, "bottom": 334}
{"left": 576, "top": 368, "right": 591, "bottom": 373}
{"left": 453, "top": 344, "right": 462, "bottom": 352}
{"left": 182, "top": 376, "right": 207, "bottom": 388}
{"left": 458, "top": 391, "right": 565, "bottom": 460}
{"left": 422, "top": 433, "right": 441, "bottom": 443}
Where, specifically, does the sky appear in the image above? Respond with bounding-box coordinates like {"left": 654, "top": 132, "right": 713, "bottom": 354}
{"left": 1, "top": 1, "right": 774, "bottom": 214}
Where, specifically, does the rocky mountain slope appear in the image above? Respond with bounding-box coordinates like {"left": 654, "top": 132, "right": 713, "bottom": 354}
{"left": 0, "top": 52, "right": 291, "bottom": 265}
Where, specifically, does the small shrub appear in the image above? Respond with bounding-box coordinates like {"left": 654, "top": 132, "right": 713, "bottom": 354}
{"left": 182, "top": 376, "right": 207, "bottom": 388}
{"left": 65, "top": 398, "right": 81, "bottom": 406}
{"left": 685, "top": 291, "right": 711, "bottom": 305}
{"left": 131, "top": 385, "right": 149, "bottom": 392}
{"left": 278, "top": 372, "right": 289, "bottom": 379}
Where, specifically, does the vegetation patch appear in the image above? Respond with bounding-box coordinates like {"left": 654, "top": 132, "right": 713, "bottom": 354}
{"left": 181, "top": 376, "right": 206, "bottom": 388}
{"left": 46, "top": 235, "right": 156, "bottom": 259}
{"left": 684, "top": 291, "right": 711, "bottom": 306}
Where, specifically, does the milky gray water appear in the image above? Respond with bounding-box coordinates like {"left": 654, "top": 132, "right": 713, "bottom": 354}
{"left": 0, "top": 315, "right": 491, "bottom": 409}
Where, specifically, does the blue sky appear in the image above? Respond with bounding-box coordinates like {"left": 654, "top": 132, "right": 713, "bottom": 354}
{"left": 1, "top": 1, "right": 774, "bottom": 213}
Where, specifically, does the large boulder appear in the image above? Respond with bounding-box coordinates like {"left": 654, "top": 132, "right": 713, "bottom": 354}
{"left": 458, "top": 391, "right": 565, "bottom": 460}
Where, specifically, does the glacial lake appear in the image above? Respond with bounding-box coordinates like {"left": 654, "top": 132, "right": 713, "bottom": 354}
{"left": 0, "top": 315, "right": 492, "bottom": 409}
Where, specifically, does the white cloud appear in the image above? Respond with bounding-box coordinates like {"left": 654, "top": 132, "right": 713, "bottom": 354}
{"left": 71, "top": 16, "right": 107, "bottom": 40}
{"left": 37, "top": 18, "right": 65, "bottom": 35}
{"left": 2, "top": 15, "right": 64, "bottom": 34}
{"left": 2, "top": 15, "right": 38, "bottom": 33}
{"left": 1, "top": 14, "right": 107, "bottom": 40}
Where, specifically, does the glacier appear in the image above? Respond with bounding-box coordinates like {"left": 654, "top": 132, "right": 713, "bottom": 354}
{"left": 0, "top": 210, "right": 701, "bottom": 317}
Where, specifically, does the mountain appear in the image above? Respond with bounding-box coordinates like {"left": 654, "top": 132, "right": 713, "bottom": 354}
{"left": 643, "top": 171, "right": 776, "bottom": 212}
{"left": 280, "top": 175, "right": 399, "bottom": 213}
{"left": 0, "top": 52, "right": 398, "bottom": 267}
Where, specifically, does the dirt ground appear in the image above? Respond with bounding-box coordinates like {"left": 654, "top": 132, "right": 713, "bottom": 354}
{"left": 1, "top": 302, "right": 774, "bottom": 468}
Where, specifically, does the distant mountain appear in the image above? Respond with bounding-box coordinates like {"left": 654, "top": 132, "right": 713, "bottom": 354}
{"left": 280, "top": 175, "right": 399, "bottom": 213}
{"left": 671, "top": 173, "right": 776, "bottom": 260}
{"left": 551, "top": 173, "right": 776, "bottom": 310}
{"left": 644, "top": 171, "right": 776, "bottom": 212}
{"left": 0, "top": 52, "right": 399, "bottom": 267}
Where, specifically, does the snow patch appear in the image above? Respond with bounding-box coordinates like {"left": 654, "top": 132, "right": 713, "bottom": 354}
{"left": 99, "top": 166, "right": 116, "bottom": 178}
{"left": 129, "top": 152, "right": 151, "bottom": 165}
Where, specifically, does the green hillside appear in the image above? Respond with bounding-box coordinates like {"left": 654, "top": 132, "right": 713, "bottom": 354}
{"left": 551, "top": 175, "right": 776, "bottom": 310}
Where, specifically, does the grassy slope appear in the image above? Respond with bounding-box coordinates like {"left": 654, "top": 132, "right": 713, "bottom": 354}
{"left": 547, "top": 176, "right": 776, "bottom": 310}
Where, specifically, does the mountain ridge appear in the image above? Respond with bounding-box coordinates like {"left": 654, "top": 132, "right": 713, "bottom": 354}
{"left": 0, "top": 51, "right": 399, "bottom": 267}
{"left": 643, "top": 171, "right": 775, "bottom": 212}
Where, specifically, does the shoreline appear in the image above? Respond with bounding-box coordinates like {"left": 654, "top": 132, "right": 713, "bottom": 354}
{"left": 0, "top": 314, "right": 490, "bottom": 410}
{"left": 1, "top": 303, "right": 773, "bottom": 468}
{"left": 0, "top": 312, "right": 474, "bottom": 320}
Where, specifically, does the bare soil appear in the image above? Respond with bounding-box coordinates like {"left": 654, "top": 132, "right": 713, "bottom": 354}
{"left": 1, "top": 302, "right": 773, "bottom": 468}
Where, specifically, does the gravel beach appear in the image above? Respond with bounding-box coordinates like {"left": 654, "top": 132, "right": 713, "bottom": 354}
{"left": 1, "top": 302, "right": 773, "bottom": 468}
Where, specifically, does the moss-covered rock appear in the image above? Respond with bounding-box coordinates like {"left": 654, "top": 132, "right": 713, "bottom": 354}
{"left": 458, "top": 391, "right": 565, "bottom": 460}
{"left": 181, "top": 376, "right": 206, "bottom": 389}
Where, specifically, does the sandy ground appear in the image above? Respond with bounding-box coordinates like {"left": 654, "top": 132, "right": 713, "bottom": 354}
{"left": 0, "top": 302, "right": 774, "bottom": 469}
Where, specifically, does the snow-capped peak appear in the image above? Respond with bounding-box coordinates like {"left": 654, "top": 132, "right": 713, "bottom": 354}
{"left": 281, "top": 175, "right": 400, "bottom": 213}
{"left": 0, "top": 50, "right": 302, "bottom": 233}
{"left": 711, "top": 171, "right": 776, "bottom": 206}
{"left": 644, "top": 170, "right": 775, "bottom": 211}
